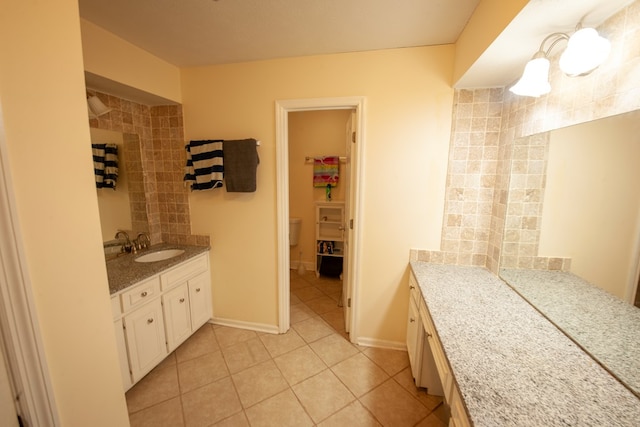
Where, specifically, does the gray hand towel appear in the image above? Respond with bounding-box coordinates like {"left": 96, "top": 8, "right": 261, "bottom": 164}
{"left": 223, "top": 139, "right": 260, "bottom": 192}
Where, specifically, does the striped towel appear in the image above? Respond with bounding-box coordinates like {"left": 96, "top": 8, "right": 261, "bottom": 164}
{"left": 92, "top": 143, "right": 118, "bottom": 189}
{"left": 184, "top": 140, "right": 224, "bottom": 190}
{"left": 313, "top": 156, "right": 339, "bottom": 188}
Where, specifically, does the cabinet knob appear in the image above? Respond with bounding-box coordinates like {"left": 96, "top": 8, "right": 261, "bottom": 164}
{"left": 141, "top": 291, "right": 148, "bottom": 297}
{"left": 409, "top": 317, "right": 415, "bottom": 323}
{"left": 147, "top": 318, "right": 154, "bottom": 324}
{"left": 195, "top": 288, "right": 201, "bottom": 292}
{"left": 425, "top": 332, "right": 432, "bottom": 338}
{"left": 409, "top": 285, "right": 415, "bottom": 290}
{"left": 179, "top": 298, "right": 185, "bottom": 303}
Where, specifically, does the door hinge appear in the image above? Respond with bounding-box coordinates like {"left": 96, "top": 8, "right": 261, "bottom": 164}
{"left": 349, "top": 219, "right": 353, "bottom": 229}
{"left": 347, "top": 298, "right": 351, "bottom": 308}
{"left": 351, "top": 131, "right": 356, "bottom": 143}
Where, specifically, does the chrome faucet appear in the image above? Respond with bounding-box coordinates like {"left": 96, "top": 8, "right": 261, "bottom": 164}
{"left": 114, "top": 230, "right": 133, "bottom": 253}
{"left": 134, "top": 232, "right": 151, "bottom": 251}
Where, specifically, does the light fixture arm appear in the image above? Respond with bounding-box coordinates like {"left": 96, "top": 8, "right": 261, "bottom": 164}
{"left": 536, "top": 32, "right": 570, "bottom": 58}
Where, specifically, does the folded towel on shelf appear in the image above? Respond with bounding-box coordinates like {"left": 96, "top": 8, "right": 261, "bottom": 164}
{"left": 223, "top": 139, "right": 259, "bottom": 192}
{"left": 184, "top": 140, "right": 224, "bottom": 190}
{"left": 313, "top": 156, "right": 339, "bottom": 188}
{"left": 92, "top": 143, "right": 118, "bottom": 189}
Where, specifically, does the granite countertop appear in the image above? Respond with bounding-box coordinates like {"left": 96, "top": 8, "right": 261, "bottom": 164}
{"left": 409, "top": 262, "right": 640, "bottom": 427}
{"left": 500, "top": 268, "right": 640, "bottom": 397}
{"left": 106, "top": 243, "right": 210, "bottom": 295}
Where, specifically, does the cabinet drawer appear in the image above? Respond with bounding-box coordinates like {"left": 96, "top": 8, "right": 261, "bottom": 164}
{"left": 121, "top": 276, "right": 161, "bottom": 312}
{"left": 449, "top": 385, "right": 471, "bottom": 427}
{"left": 161, "top": 254, "right": 208, "bottom": 290}
{"left": 408, "top": 274, "right": 420, "bottom": 304}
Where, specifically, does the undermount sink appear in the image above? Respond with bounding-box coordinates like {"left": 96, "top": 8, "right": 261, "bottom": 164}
{"left": 134, "top": 249, "right": 185, "bottom": 263}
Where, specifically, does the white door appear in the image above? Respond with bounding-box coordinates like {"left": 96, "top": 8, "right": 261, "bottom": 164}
{"left": 342, "top": 111, "right": 356, "bottom": 332}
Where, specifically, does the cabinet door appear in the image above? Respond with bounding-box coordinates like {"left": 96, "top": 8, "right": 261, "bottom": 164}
{"left": 163, "top": 283, "right": 192, "bottom": 352}
{"left": 406, "top": 294, "right": 422, "bottom": 381}
{"left": 188, "top": 273, "right": 212, "bottom": 330}
{"left": 113, "top": 319, "right": 132, "bottom": 391}
{"left": 123, "top": 298, "right": 168, "bottom": 382}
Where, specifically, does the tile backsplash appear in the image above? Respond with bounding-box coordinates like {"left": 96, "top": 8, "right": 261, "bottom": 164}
{"left": 88, "top": 91, "right": 209, "bottom": 246}
{"left": 417, "top": 0, "right": 640, "bottom": 273}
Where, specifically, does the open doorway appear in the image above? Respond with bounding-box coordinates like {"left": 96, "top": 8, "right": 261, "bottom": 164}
{"left": 275, "top": 97, "right": 365, "bottom": 343}
{"left": 288, "top": 109, "right": 352, "bottom": 338}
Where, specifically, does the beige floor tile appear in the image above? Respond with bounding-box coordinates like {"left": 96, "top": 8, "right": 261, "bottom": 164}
{"left": 182, "top": 376, "right": 243, "bottom": 427}
{"left": 415, "top": 407, "right": 449, "bottom": 427}
{"left": 126, "top": 363, "right": 180, "bottom": 413}
{"left": 290, "top": 302, "right": 316, "bottom": 324}
{"left": 305, "top": 295, "right": 341, "bottom": 314}
{"left": 290, "top": 293, "right": 302, "bottom": 305}
{"left": 156, "top": 352, "right": 177, "bottom": 369}
{"left": 214, "top": 326, "right": 258, "bottom": 349}
{"left": 292, "top": 286, "right": 325, "bottom": 301}
{"left": 177, "top": 351, "right": 229, "bottom": 393}
{"left": 317, "top": 401, "right": 381, "bottom": 427}
{"left": 231, "top": 359, "right": 289, "bottom": 407}
{"left": 274, "top": 345, "right": 327, "bottom": 385}
{"left": 320, "top": 308, "right": 346, "bottom": 331}
{"left": 331, "top": 353, "right": 389, "bottom": 397}
{"left": 393, "top": 367, "right": 444, "bottom": 411}
{"left": 360, "top": 379, "right": 430, "bottom": 427}
{"left": 245, "top": 389, "right": 314, "bottom": 427}
{"left": 212, "top": 411, "right": 250, "bottom": 426}
{"left": 292, "top": 316, "right": 334, "bottom": 343}
{"left": 220, "top": 337, "right": 270, "bottom": 374}
{"left": 259, "top": 328, "right": 306, "bottom": 357}
{"left": 310, "top": 333, "right": 359, "bottom": 366}
{"left": 128, "top": 396, "right": 184, "bottom": 427}
{"left": 292, "top": 369, "right": 355, "bottom": 423}
{"left": 362, "top": 347, "right": 410, "bottom": 376}
{"left": 175, "top": 324, "right": 219, "bottom": 363}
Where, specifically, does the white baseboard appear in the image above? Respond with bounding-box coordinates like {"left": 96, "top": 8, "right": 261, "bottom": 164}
{"left": 209, "top": 318, "right": 280, "bottom": 335}
{"left": 356, "top": 336, "right": 407, "bottom": 351}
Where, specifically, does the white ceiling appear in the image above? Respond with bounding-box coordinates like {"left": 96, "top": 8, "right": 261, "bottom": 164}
{"left": 79, "top": 0, "right": 634, "bottom": 100}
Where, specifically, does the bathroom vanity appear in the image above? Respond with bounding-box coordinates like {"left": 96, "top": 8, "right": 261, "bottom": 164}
{"left": 407, "top": 262, "right": 640, "bottom": 426}
{"left": 107, "top": 244, "right": 211, "bottom": 390}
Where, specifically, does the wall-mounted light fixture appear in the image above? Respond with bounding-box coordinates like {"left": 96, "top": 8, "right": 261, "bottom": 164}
{"left": 87, "top": 95, "right": 112, "bottom": 118}
{"left": 509, "top": 26, "right": 611, "bottom": 97}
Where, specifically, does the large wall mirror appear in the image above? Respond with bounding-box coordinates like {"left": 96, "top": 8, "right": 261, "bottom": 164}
{"left": 499, "top": 109, "right": 640, "bottom": 397}
{"left": 90, "top": 128, "right": 143, "bottom": 242}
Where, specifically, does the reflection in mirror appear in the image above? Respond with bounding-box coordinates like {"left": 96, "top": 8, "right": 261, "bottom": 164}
{"left": 499, "top": 110, "right": 640, "bottom": 397}
{"left": 90, "top": 128, "right": 140, "bottom": 242}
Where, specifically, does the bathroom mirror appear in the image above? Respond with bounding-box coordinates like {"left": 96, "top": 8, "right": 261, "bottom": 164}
{"left": 90, "top": 128, "right": 141, "bottom": 242}
{"left": 499, "top": 109, "right": 640, "bottom": 397}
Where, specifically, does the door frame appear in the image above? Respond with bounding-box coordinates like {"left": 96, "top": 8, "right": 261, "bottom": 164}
{"left": 0, "top": 102, "right": 59, "bottom": 425}
{"left": 275, "top": 97, "right": 366, "bottom": 342}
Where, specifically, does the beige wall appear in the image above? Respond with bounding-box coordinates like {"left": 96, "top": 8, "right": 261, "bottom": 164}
{"left": 182, "top": 46, "right": 454, "bottom": 341}
{"left": 0, "top": 1, "right": 130, "bottom": 426}
{"left": 288, "top": 110, "right": 351, "bottom": 269}
{"left": 91, "top": 128, "right": 133, "bottom": 240}
{"left": 540, "top": 112, "right": 640, "bottom": 298}
{"left": 453, "top": 0, "right": 528, "bottom": 84}
{"left": 81, "top": 19, "right": 182, "bottom": 104}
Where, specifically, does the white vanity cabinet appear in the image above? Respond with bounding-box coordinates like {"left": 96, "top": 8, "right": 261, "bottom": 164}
{"left": 111, "top": 252, "right": 211, "bottom": 390}
{"left": 406, "top": 274, "right": 444, "bottom": 396}
{"left": 408, "top": 271, "right": 471, "bottom": 426}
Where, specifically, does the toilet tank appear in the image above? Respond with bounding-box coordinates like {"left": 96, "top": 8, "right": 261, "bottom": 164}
{"left": 289, "top": 218, "right": 302, "bottom": 246}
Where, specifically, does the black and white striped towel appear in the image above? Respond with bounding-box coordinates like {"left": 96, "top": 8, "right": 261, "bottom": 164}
{"left": 184, "top": 140, "right": 224, "bottom": 190}
{"left": 92, "top": 143, "right": 118, "bottom": 189}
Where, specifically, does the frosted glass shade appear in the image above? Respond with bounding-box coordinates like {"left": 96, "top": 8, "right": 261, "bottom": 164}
{"left": 559, "top": 28, "right": 611, "bottom": 77}
{"left": 509, "top": 56, "right": 551, "bottom": 98}
{"left": 87, "top": 95, "right": 112, "bottom": 117}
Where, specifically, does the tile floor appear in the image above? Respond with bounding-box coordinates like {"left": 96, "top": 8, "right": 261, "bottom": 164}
{"left": 125, "top": 271, "right": 447, "bottom": 426}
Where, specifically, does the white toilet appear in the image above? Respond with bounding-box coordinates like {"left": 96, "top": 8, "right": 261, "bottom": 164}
{"left": 289, "top": 218, "right": 302, "bottom": 246}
